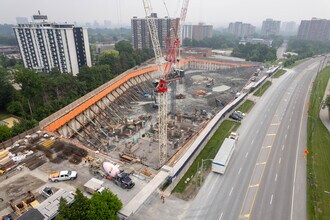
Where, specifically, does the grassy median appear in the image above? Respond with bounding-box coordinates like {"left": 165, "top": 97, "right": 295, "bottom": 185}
{"left": 253, "top": 81, "right": 272, "bottom": 97}
{"left": 236, "top": 100, "right": 255, "bottom": 113}
{"left": 272, "top": 69, "right": 287, "bottom": 78}
{"left": 307, "top": 67, "right": 330, "bottom": 220}
{"left": 172, "top": 120, "right": 240, "bottom": 194}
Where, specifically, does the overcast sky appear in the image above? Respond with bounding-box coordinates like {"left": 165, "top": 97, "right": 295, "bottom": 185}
{"left": 1, "top": 0, "right": 329, "bottom": 27}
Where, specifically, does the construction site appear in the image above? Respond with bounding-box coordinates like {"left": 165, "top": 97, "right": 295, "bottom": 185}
{"left": 64, "top": 65, "right": 257, "bottom": 170}
{"left": 0, "top": 2, "right": 266, "bottom": 219}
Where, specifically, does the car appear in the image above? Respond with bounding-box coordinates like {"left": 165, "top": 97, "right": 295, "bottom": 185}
{"left": 230, "top": 113, "right": 241, "bottom": 121}
{"left": 48, "top": 170, "right": 77, "bottom": 182}
{"left": 235, "top": 111, "right": 246, "bottom": 117}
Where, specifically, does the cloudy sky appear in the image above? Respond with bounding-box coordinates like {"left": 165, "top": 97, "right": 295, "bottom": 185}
{"left": 1, "top": 0, "right": 329, "bottom": 27}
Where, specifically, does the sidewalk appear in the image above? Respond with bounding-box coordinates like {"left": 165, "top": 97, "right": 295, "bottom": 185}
{"left": 319, "top": 78, "right": 330, "bottom": 132}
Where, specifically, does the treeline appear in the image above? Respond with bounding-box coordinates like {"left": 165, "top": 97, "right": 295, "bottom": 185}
{"left": 283, "top": 39, "right": 330, "bottom": 67}
{"left": 182, "top": 34, "right": 239, "bottom": 49}
{"left": 0, "top": 24, "right": 17, "bottom": 45}
{"left": 287, "top": 39, "right": 330, "bottom": 58}
{"left": 231, "top": 43, "right": 277, "bottom": 62}
{"left": 0, "top": 40, "right": 154, "bottom": 142}
{"left": 88, "top": 28, "right": 131, "bottom": 43}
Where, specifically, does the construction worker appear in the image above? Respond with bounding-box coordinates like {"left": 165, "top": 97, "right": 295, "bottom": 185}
{"left": 160, "top": 191, "right": 165, "bottom": 204}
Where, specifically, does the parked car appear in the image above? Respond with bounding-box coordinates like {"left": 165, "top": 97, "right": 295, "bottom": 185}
{"left": 234, "top": 111, "right": 245, "bottom": 118}
{"left": 230, "top": 113, "right": 241, "bottom": 121}
{"left": 48, "top": 170, "right": 77, "bottom": 182}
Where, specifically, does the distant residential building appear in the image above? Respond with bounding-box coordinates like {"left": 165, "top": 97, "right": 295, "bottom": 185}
{"left": 13, "top": 13, "right": 91, "bottom": 76}
{"left": 239, "top": 38, "right": 273, "bottom": 47}
{"left": 228, "top": 22, "right": 255, "bottom": 37}
{"left": 261, "top": 18, "right": 281, "bottom": 36}
{"left": 16, "top": 17, "right": 28, "bottom": 24}
{"left": 182, "top": 23, "right": 213, "bottom": 41}
{"left": 131, "top": 13, "right": 179, "bottom": 49}
{"left": 297, "top": 18, "right": 330, "bottom": 42}
{"left": 281, "top": 21, "right": 297, "bottom": 36}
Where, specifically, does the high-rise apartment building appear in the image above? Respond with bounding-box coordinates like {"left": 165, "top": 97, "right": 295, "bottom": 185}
{"left": 228, "top": 22, "right": 255, "bottom": 37}
{"left": 280, "top": 21, "right": 297, "bottom": 36}
{"left": 13, "top": 13, "right": 91, "bottom": 76}
{"left": 297, "top": 18, "right": 330, "bottom": 42}
{"left": 182, "top": 23, "right": 213, "bottom": 41}
{"left": 261, "top": 18, "right": 281, "bottom": 36}
{"left": 131, "top": 13, "right": 179, "bottom": 49}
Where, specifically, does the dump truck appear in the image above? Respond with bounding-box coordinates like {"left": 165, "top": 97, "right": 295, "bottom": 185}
{"left": 48, "top": 170, "right": 77, "bottom": 182}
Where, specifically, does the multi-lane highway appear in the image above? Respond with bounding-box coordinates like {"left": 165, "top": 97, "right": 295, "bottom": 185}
{"left": 182, "top": 57, "right": 324, "bottom": 220}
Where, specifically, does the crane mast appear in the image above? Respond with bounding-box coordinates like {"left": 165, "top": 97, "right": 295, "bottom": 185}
{"left": 142, "top": 0, "right": 189, "bottom": 166}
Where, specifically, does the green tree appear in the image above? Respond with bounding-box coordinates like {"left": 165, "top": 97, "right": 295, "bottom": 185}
{"left": 14, "top": 68, "right": 42, "bottom": 118}
{"left": 0, "top": 67, "right": 14, "bottom": 110}
{"left": 99, "top": 50, "right": 121, "bottom": 73}
{"left": 57, "top": 189, "right": 122, "bottom": 220}
{"left": 326, "top": 95, "right": 330, "bottom": 119}
{"left": 11, "top": 119, "right": 38, "bottom": 136}
{"left": 87, "top": 189, "right": 122, "bottom": 220}
{"left": 0, "top": 125, "right": 12, "bottom": 142}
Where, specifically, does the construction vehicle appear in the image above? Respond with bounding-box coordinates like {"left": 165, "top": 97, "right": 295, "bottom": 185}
{"left": 106, "top": 171, "right": 135, "bottom": 189}
{"left": 142, "top": 0, "right": 190, "bottom": 166}
{"left": 84, "top": 178, "right": 105, "bottom": 194}
{"left": 212, "top": 138, "right": 236, "bottom": 174}
{"left": 103, "top": 162, "right": 135, "bottom": 189}
{"left": 48, "top": 170, "right": 77, "bottom": 182}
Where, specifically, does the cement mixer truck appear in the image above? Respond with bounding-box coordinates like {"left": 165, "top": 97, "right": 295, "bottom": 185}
{"left": 103, "top": 162, "right": 135, "bottom": 189}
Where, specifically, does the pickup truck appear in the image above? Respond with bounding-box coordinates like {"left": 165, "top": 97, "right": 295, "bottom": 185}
{"left": 48, "top": 170, "right": 77, "bottom": 182}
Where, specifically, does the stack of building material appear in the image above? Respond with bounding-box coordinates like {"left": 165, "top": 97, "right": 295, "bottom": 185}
{"left": 41, "top": 139, "right": 54, "bottom": 148}
{"left": 0, "top": 149, "right": 16, "bottom": 173}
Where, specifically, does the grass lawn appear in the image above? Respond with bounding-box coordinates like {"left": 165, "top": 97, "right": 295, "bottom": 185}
{"left": 307, "top": 67, "right": 330, "bottom": 220}
{"left": 253, "top": 81, "right": 272, "bottom": 97}
{"left": 172, "top": 120, "right": 240, "bottom": 193}
{"left": 0, "top": 112, "right": 11, "bottom": 121}
{"left": 236, "top": 100, "right": 255, "bottom": 113}
{"left": 272, "top": 69, "right": 287, "bottom": 78}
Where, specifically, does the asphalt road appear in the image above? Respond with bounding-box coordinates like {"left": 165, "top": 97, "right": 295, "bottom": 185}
{"left": 182, "top": 57, "right": 324, "bottom": 220}
{"left": 276, "top": 41, "right": 288, "bottom": 59}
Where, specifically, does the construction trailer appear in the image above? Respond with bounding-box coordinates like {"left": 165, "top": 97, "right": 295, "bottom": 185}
{"left": 212, "top": 138, "right": 236, "bottom": 174}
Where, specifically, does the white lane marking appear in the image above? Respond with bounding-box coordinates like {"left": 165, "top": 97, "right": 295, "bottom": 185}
{"left": 287, "top": 125, "right": 290, "bottom": 130}
{"left": 229, "top": 187, "right": 234, "bottom": 196}
{"left": 279, "top": 157, "right": 282, "bottom": 164}
{"left": 293, "top": 106, "right": 295, "bottom": 110}
{"left": 219, "top": 212, "right": 223, "bottom": 220}
{"left": 292, "top": 111, "right": 294, "bottom": 115}
{"left": 245, "top": 152, "right": 249, "bottom": 158}
{"left": 251, "top": 139, "right": 254, "bottom": 144}
{"left": 291, "top": 78, "right": 312, "bottom": 220}
{"left": 282, "top": 145, "right": 285, "bottom": 150}
{"left": 285, "top": 134, "right": 288, "bottom": 139}
{"left": 238, "top": 167, "right": 242, "bottom": 175}
{"left": 264, "top": 114, "right": 267, "bottom": 119}
{"left": 256, "top": 129, "right": 260, "bottom": 134}
{"left": 270, "top": 194, "right": 274, "bottom": 205}
{"left": 275, "top": 173, "right": 278, "bottom": 182}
